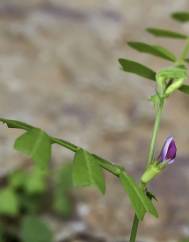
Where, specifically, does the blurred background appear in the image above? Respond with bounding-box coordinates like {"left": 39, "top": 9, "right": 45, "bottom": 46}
{"left": 0, "top": 0, "right": 189, "bottom": 242}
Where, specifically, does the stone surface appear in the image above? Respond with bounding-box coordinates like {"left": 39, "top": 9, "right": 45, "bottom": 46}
{"left": 0, "top": 1, "right": 189, "bottom": 242}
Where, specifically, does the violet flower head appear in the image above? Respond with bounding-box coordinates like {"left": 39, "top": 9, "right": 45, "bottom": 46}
{"left": 158, "top": 136, "right": 177, "bottom": 164}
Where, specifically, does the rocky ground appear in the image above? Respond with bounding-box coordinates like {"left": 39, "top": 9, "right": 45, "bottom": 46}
{"left": 0, "top": 0, "right": 189, "bottom": 241}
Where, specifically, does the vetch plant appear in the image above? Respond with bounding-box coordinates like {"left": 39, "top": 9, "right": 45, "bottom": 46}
{"left": 1, "top": 10, "right": 189, "bottom": 242}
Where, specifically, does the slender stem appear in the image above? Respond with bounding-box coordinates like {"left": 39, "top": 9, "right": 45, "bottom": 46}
{"left": 147, "top": 99, "right": 164, "bottom": 167}
{"left": 129, "top": 183, "right": 146, "bottom": 242}
{"left": 51, "top": 137, "right": 79, "bottom": 152}
{"left": 129, "top": 214, "right": 139, "bottom": 242}
{"left": 129, "top": 96, "right": 164, "bottom": 242}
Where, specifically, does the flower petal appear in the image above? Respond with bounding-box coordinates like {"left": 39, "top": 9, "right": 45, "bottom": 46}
{"left": 160, "top": 136, "right": 174, "bottom": 161}
{"left": 166, "top": 139, "right": 177, "bottom": 160}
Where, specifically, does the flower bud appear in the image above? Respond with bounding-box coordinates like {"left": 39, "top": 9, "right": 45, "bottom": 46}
{"left": 141, "top": 136, "right": 177, "bottom": 184}
{"left": 158, "top": 136, "right": 176, "bottom": 164}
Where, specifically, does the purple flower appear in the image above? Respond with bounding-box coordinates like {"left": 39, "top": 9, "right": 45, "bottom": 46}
{"left": 158, "top": 136, "right": 177, "bottom": 164}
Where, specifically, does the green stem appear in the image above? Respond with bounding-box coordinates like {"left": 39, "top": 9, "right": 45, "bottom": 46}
{"left": 147, "top": 99, "right": 164, "bottom": 167}
{"left": 129, "top": 183, "right": 146, "bottom": 242}
{"left": 129, "top": 214, "right": 139, "bottom": 242}
{"left": 129, "top": 90, "right": 165, "bottom": 242}
{"left": 51, "top": 137, "right": 79, "bottom": 152}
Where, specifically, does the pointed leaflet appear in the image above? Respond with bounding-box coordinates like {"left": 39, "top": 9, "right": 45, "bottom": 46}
{"left": 146, "top": 28, "right": 187, "bottom": 39}
{"left": 127, "top": 41, "right": 176, "bottom": 62}
{"left": 172, "top": 12, "right": 189, "bottom": 22}
{"left": 119, "top": 173, "right": 145, "bottom": 220}
{"left": 119, "top": 172, "right": 158, "bottom": 220}
{"left": 14, "top": 128, "right": 51, "bottom": 169}
{"left": 72, "top": 149, "right": 105, "bottom": 194}
{"left": 119, "top": 58, "right": 156, "bottom": 81}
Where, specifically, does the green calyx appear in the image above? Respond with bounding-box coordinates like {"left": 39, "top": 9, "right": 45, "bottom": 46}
{"left": 141, "top": 163, "right": 164, "bottom": 184}
{"left": 156, "top": 66, "right": 188, "bottom": 97}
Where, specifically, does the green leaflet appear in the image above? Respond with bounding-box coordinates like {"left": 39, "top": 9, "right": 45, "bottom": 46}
{"left": 72, "top": 149, "right": 105, "bottom": 194}
{"left": 172, "top": 11, "right": 189, "bottom": 22}
{"left": 119, "top": 58, "right": 156, "bottom": 81}
{"left": 14, "top": 128, "right": 51, "bottom": 169}
{"left": 0, "top": 188, "right": 19, "bottom": 215}
{"left": 119, "top": 172, "right": 158, "bottom": 220}
{"left": 128, "top": 41, "right": 176, "bottom": 62}
{"left": 21, "top": 216, "right": 53, "bottom": 242}
{"left": 146, "top": 28, "right": 187, "bottom": 39}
